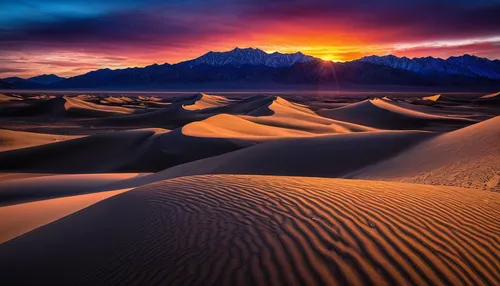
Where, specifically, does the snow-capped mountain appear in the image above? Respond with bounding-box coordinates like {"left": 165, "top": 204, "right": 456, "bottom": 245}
{"left": 182, "top": 47, "right": 316, "bottom": 68}
{"left": 359, "top": 54, "right": 500, "bottom": 79}
{"left": 27, "top": 74, "right": 66, "bottom": 85}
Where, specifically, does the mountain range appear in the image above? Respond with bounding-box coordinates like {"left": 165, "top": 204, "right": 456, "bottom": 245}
{"left": 3, "top": 74, "right": 66, "bottom": 88}
{"left": 2, "top": 48, "right": 500, "bottom": 89}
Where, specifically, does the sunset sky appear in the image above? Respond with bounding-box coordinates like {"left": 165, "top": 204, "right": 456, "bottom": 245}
{"left": 1, "top": 0, "right": 499, "bottom": 78}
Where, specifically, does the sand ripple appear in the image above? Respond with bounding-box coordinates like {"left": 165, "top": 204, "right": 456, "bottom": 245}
{"left": 1, "top": 175, "right": 499, "bottom": 285}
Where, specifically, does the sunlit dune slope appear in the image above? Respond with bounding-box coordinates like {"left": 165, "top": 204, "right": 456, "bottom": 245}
{"left": 182, "top": 93, "right": 235, "bottom": 110}
{"left": 0, "top": 188, "right": 130, "bottom": 244}
{"left": 318, "top": 98, "right": 474, "bottom": 131}
{"left": 118, "top": 130, "right": 434, "bottom": 188}
{"left": 354, "top": 116, "right": 500, "bottom": 190}
{"left": 1, "top": 175, "right": 498, "bottom": 285}
{"left": 0, "top": 128, "right": 253, "bottom": 173}
{"left": 0, "top": 96, "right": 134, "bottom": 118}
{"left": 0, "top": 173, "right": 143, "bottom": 206}
{"left": 0, "top": 129, "right": 80, "bottom": 152}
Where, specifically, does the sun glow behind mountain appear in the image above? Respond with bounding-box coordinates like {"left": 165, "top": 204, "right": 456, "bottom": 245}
{"left": 0, "top": 0, "right": 499, "bottom": 78}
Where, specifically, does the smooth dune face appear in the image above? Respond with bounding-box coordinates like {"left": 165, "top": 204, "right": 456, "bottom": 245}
{"left": 1, "top": 175, "right": 498, "bottom": 285}
{"left": 318, "top": 98, "right": 473, "bottom": 131}
{"left": 422, "top": 94, "right": 441, "bottom": 101}
{"left": 0, "top": 94, "right": 22, "bottom": 102}
{"left": 480, "top": 92, "right": 499, "bottom": 99}
{"left": 183, "top": 93, "right": 235, "bottom": 110}
{"left": 127, "top": 130, "right": 434, "bottom": 187}
{"left": 63, "top": 96, "right": 134, "bottom": 116}
{"left": 355, "top": 116, "right": 500, "bottom": 190}
{"left": 0, "top": 129, "right": 80, "bottom": 152}
{"left": 0, "top": 173, "right": 145, "bottom": 206}
{"left": 0, "top": 188, "right": 130, "bottom": 244}
{"left": 182, "top": 113, "right": 313, "bottom": 140}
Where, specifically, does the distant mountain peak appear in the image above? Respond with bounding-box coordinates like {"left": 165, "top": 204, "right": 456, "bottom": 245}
{"left": 182, "top": 47, "right": 316, "bottom": 68}
{"left": 359, "top": 54, "right": 500, "bottom": 79}
{"left": 27, "top": 74, "right": 66, "bottom": 85}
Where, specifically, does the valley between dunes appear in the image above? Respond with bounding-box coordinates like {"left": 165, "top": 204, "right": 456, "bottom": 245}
{"left": 0, "top": 91, "right": 499, "bottom": 285}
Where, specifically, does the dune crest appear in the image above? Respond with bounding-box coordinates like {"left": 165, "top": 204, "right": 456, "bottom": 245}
{"left": 183, "top": 93, "right": 235, "bottom": 110}
{"left": 0, "top": 129, "right": 80, "bottom": 152}
{"left": 318, "top": 98, "right": 473, "bottom": 130}
{"left": 0, "top": 188, "right": 130, "bottom": 244}
{"left": 480, "top": 92, "right": 499, "bottom": 99}
{"left": 422, "top": 94, "right": 441, "bottom": 101}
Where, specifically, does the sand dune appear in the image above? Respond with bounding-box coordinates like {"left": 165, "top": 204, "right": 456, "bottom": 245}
{"left": 0, "top": 129, "right": 80, "bottom": 152}
{"left": 0, "top": 94, "right": 22, "bottom": 102}
{"left": 0, "top": 188, "right": 130, "bottom": 244}
{"left": 476, "top": 92, "right": 500, "bottom": 106}
{"left": 100, "top": 95, "right": 134, "bottom": 105}
{"left": 422, "top": 94, "right": 441, "bottom": 101}
{"left": 183, "top": 113, "right": 313, "bottom": 140}
{"left": 318, "top": 98, "right": 473, "bottom": 131}
{"left": 0, "top": 127, "right": 253, "bottom": 173}
{"left": 119, "top": 130, "right": 434, "bottom": 188}
{"left": 1, "top": 175, "right": 498, "bottom": 285}
{"left": 480, "top": 92, "right": 499, "bottom": 99}
{"left": 0, "top": 173, "right": 143, "bottom": 206}
{"left": 183, "top": 93, "right": 235, "bottom": 110}
{"left": 354, "top": 116, "right": 500, "bottom": 190}
{"left": 0, "top": 96, "right": 134, "bottom": 118}
{"left": 245, "top": 96, "right": 375, "bottom": 133}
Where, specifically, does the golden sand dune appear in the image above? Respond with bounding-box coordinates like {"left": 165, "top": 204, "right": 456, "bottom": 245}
{"left": 183, "top": 93, "right": 235, "bottom": 110}
{"left": 100, "top": 95, "right": 134, "bottom": 105}
{"left": 245, "top": 96, "right": 375, "bottom": 133}
{"left": 1, "top": 175, "right": 498, "bottom": 285}
{"left": 422, "top": 94, "right": 441, "bottom": 101}
{"left": 121, "top": 130, "right": 434, "bottom": 187}
{"left": 0, "top": 129, "right": 80, "bottom": 152}
{"left": 0, "top": 188, "right": 130, "bottom": 244}
{"left": 354, "top": 116, "right": 500, "bottom": 190}
{"left": 480, "top": 92, "right": 499, "bottom": 99}
{"left": 476, "top": 92, "right": 500, "bottom": 106}
{"left": 0, "top": 96, "right": 134, "bottom": 118}
{"left": 318, "top": 98, "right": 473, "bottom": 131}
{"left": 183, "top": 113, "right": 313, "bottom": 140}
{"left": 0, "top": 127, "right": 253, "bottom": 173}
{"left": 0, "top": 94, "right": 22, "bottom": 102}
{"left": 0, "top": 173, "right": 143, "bottom": 206}
{"left": 138, "top": 95, "right": 163, "bottom": 101}
{"left": 64, "top": 96, "right": 134, "bottom": 116}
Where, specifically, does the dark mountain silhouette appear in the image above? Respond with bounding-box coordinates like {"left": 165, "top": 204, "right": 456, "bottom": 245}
{"left": 3, "top": 49, "right": 500, "bottom": 89}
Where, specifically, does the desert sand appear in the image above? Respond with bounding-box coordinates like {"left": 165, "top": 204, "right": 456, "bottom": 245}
{"left": 0, "top": 91, "right": 499, "bottom": 285}
{"left": 1, "top": 175, "right": 499, "bottom": 285}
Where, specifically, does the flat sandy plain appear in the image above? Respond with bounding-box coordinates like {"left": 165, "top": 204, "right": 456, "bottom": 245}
{"left": 0, "top": 91, "right": 499, "bottom": 285}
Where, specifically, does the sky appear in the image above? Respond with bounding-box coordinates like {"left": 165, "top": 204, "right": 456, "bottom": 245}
{"left": 1, "top": 0, "right": 499, "bottom": 78}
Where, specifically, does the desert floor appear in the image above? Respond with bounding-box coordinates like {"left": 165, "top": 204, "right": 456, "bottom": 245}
{"left": 0, "top": 91, "right": 499, "bottom": 285}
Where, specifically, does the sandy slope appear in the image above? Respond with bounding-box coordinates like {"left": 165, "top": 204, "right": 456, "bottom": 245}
{"left": 1, "top": 96, "right": 134, "bottom": 118}
{"left": 318, "top": 98, "right": 473, "bottom": 131}
{"left": 0, "top": 127, "right": 253, "bottom": 173}
{"left": 0, "top": 129, "right": 80, "bottom": 152}
{"left": 0, "top": 188, "right": 130, "bottom": 244}
{"left": 183, "top": 113, "right": 313, "bottom": 140}
{"left": 480, "top": 92, "right": 499, "bottom": 99}
{"left": 0, "top": 173, "right": 144, "bottom": 206}
{"left": 1, "top": 175, "right": 498, "bottom": 285}
{"left": 422, "top": 94, "right": 441, "bottom": 101}
{"left": 183, "top": 93, "right": 235, "bottom": 110}
{"left": 115, "top": 130, "right": 434, "bottom": 188}
{"left": 0, "top": 94, "right": 22, "bottom": 102}
{"left": 354, "top": 116, "right": 500, "bottom": 190}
